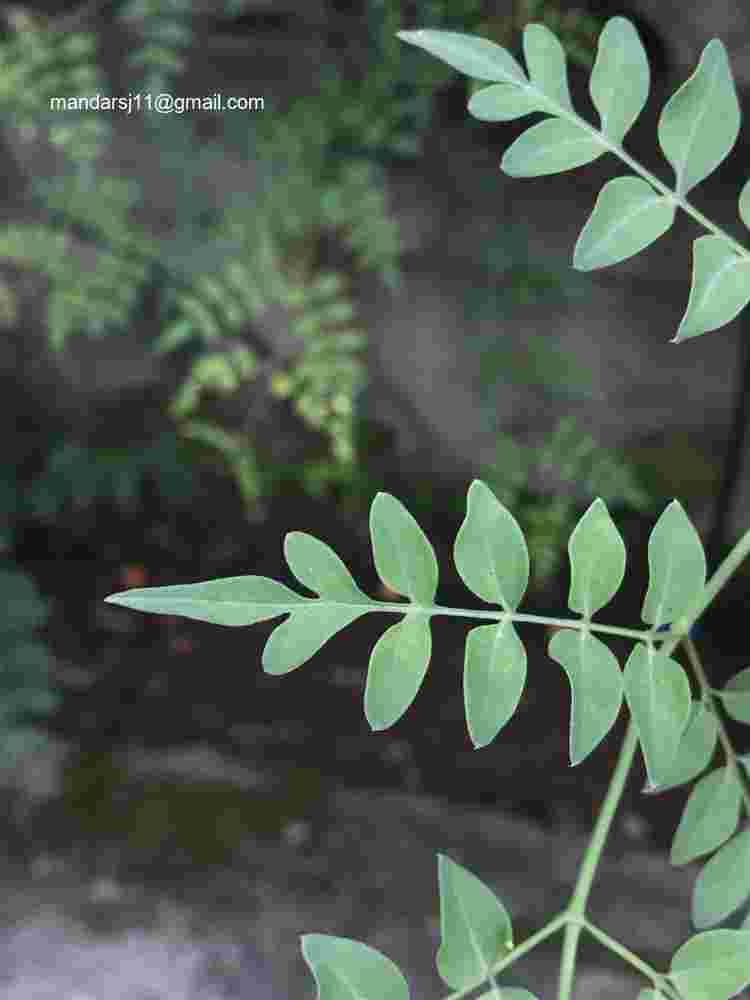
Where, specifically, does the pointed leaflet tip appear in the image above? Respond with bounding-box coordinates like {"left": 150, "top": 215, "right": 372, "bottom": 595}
{"left": 394, "top": 28, "right": 526, "bottom": 85}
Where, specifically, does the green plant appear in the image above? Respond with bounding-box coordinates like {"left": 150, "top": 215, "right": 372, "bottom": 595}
{"left": 99, "top": 12, "right": 750, "bottom": 1000}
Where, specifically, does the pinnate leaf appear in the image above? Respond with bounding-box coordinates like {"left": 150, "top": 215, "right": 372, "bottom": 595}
{"left": 567, "top": 498, "right": 626, "bottom": 617}
{"left": 624, "top": 642, "right": 692, "bottom": 788}
{"left": 364, "top": 614, "right": 431, "bottom": 731}
{"left": 642, "top": 700, "right": 718, "bottom": 795}
{"left": 396, "top": 29, "right": 527, "bottom": 85}
{"left": 522, "top": 22, "right": 573, "bottom": 114}
{"left": 468, "top": 85, "right": 546, "bottom": 122}
{"left": 692, "top": 829, "right": 750, "bottom": 930}
{"left": 670, "top": 765, "right": 742, "bottom": 866}
{"left": 370, "top": 492, "right": 438, "bottom": 605}
{"left": 284, "top": 532, "right": 368, "bottom": 600}
{"left": 657, "top": 39, "right": 740, "bottom": 197}
{"left": 641, "top": 501, "right": 706, "bottom": 629}
{"left": 573, "top": 176, "right": 675, "bottom": 272}
{"left": 464, "top": 621, "right": 526, "bottom": 749}
{"left": 104, "top": 576, "right": 308, "bottom": 626}
{"left": 673, "top": 236, "right": 750, "bottom": 343}
{"left": 669, "top": 929, "right": 750, "bottom": 999}
{"left": 454, "top": 480, "right": 528, "bottom": 611}
{"left": 718, "top": 666, "right": 750, "bottom": 725}
{"left": 436, "top": 854, "right": 513, "bottom": 991}
{"left": 301, "top": 934, "right": 409, "bottom": 1000}
{"left": 548, "top": 629, "right": 623, "bottom": 766}
{"left": 501, "top": 118, "right": 608, "bottom": 178}
{"left": 589, "top": 16, "right": 650, "bottom": 145}
{"left": 262, "top": 606, "right": 366, "bottom": 675}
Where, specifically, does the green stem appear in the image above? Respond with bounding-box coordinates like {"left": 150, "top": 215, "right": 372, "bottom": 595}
{"left": 683, "top": 636, "right": 750, "bottom": 818}
{"left": 558, "top": 719, "right": 640, "bottom": 1000}
{"left": 324, "top": 600, "right": 660, "bottom": 642}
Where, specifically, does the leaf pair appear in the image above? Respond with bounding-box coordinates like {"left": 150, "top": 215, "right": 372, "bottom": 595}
{"left": 301, "top": 855, "right": 538, "bottom": 1000}
{"left": 299, "top": 863, "right": 750, "bottom": 1000}
{"left": 398, "top": 17, "right": 750, "bottom": 342}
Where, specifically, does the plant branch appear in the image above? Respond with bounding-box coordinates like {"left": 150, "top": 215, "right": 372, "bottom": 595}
{"left": 683, "top": 636, "right": 750, "bottom": 818}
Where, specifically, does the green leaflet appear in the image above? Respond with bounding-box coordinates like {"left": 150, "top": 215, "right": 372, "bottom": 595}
{"left": 567, "top": 498, "right": 626, "bottom": 617}
{"left": 692, "top": 829, "right": 750, "bottom": 929}
{"left": 284, "top": 531, "right": 368, "bottom": 601}
{"left": 464, "top": 621, "right": 526, "bottom": 749}
{"left": 641, "top": 501, "right": 706, "bottom": 630}
{"left": 717, "top": 666, "right": 750, "bottom": 724}
{"left": 636, "top": 992, "right": 663, "bottom": 1000}
{"left": 501, "top": 118, "right": 608, "bottom": 178}
{"left": 642, "top": 700, "right": 718, "bottom": 795}
{"left": 370, "top": 492, "right": 438, "bottom": 605}
{"left": 364, "top": 614, "right": 431, "bottom": 731}
{"left": 436, "top": 854, "right": 514, "bottom": 991}
{"left": 104, "top": 576, "right": 310, "bottom": 626}
{"left": 669, "top": 765, "right": 742, "bottom": 866}
{"left": 589, "top": 17, "right": 650, "bottom": 146}
{"left": 262, "top": 606, "right": 366, "bottom": 675}
{"left": 548, "top": 629, "right": 623, "bottom": 767}
{"left": 669, "top": 930, "right": 750, "bottom": 1000}
{"left": 454, "top": 480, "right": 529, "bottom": 611}
{"left": 739, "top": 177, "right": 750, "bottom": 231}
{"left": 673, "top": 236, "right": 750, "bottom": 343}
{"left": 573, "top": 176, "right": 675, "bottom": 272}
{"left": 657, "top": 39, "right": 740, "bottom": 197}
{"left": 300, "top": 934, "right": 409, "bottom": 1000}
{"left": 468, "top": 84, "right": 546, "bottom": 122}
{"left": 522, "top": 23, "right": 574, "bottom": 115}
{"left": 395, "top": 29, "right": 527, "bottom": 85}
{"left": 623, "top": 643, "right": 692, "bottom": 788}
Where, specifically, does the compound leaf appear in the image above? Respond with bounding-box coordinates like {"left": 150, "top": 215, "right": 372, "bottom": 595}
{"left": 657, "top": 39, "right": 740, "bottom": 197}
{"left": 104, "top": 576, "right": 309, "bottom": 626}
{"left": 573, "top": 176, "right": 676, "bottom": 272}
{"left": 624, "top": 642, "right": 692, "bottom": 788}
{"left": 284, "top": 531, "right": 368, "bottom": 601}
{"left": 642, "top": 700, "right": 718, "bottom": 795}
{"left": 301, "top": 934, "right": 409, "bottom": 1000}
{"left": 501, "top": 118, "right": 608, "bottom": 178}
{"left": 396, "top": 29, "right": 527, "bottom": 85}
{"left": 436, "top": 854, "right": 513, "bottom": 991}
{"left": 364, "top": 614, "right": 431, "bottom": 731}
{"left": 670, "top": 765, "right": 742, "bottom": 866}
{"left": 669, "top": 930, "right": 750, "bottom": 1000}
{"left": 370, "top": 493, "right": 438, "bottom": 605}
{"left": 454, "top": 480, "right": 529, "bottom": 611}
{"left": 548, "top": 628, "right": 623, "bottom": 766}
{"left": 589, "top": 16, "right": 650, "bottom": 145}
{"left": 468, "top": 84, "right": 547, "bottom": 122}
{"left": 641, "top": 501, "right": 706, "bottom": 630}
{"left": 522, "top": 22, "right": 574, "bottom": 114}
{"left": 262, "top": 606, "right": 367, "bottom": 675}
{"left": 673, "top": 236, "right": 750, "bottom": 343}
{"left": 567, "top": 498, "right": 626, "bottom": 617}
{"left": 717, "top": 666, "right": 750, "bottom": 725}
{"left": 464, "top": 621, "right": 526, "bottom": 749}
{"left": 692, "top": 829, "right": 750, "bottom": 930}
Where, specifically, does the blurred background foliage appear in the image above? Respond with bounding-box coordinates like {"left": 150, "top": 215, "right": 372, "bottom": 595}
{"left": 0, "top": 0, "right": 663, "bottom": 771}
